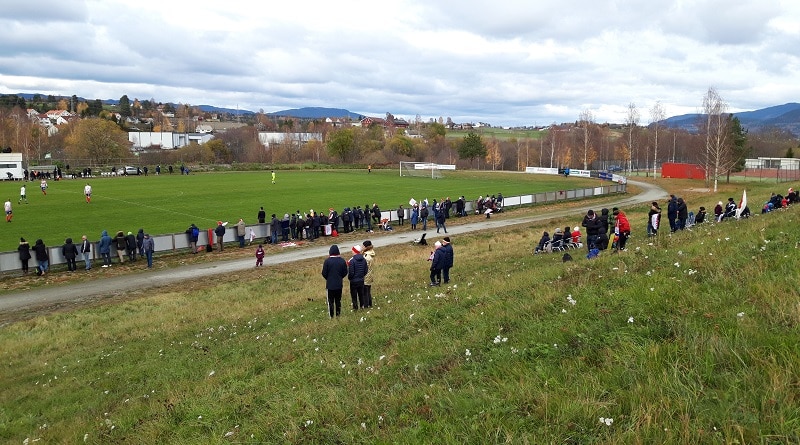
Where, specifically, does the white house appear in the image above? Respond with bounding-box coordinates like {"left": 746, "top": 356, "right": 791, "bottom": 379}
{"left": 0, "top": 153, "right": 24, "bottom": 180}
{"left": 128, "top": 132, "right": 215, "bottom": 149}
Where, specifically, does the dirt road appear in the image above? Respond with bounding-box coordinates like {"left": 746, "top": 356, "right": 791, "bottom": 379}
{"left": 0, "top": 180, "right": 666, "bottom": 317}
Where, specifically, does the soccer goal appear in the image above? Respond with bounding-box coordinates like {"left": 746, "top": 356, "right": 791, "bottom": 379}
{"left": 399, "top": 162, "right": 443, "bottom": 179}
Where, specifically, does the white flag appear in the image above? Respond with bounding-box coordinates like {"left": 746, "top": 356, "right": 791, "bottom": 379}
{"left": 735, "top": 190, "right": 747, "bottom": 219}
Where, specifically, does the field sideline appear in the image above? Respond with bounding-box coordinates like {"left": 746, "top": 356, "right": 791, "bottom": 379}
{"left": 0, "top": 169, "right": 600, "bottom": 251}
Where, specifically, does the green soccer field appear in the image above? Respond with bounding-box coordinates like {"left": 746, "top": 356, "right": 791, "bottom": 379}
{"left": 0, "top": 169, "right": 598, "bottom": 250}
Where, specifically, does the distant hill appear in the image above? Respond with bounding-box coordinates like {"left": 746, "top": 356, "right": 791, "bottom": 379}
{"left": 663, "top": 102, "right": 800, "bottom": 135}
{"left": 267, "top": 107, "right": 363, "bottom": 120}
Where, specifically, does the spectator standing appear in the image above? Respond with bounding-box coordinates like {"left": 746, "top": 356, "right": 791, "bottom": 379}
{"left": 420, "top": 204, "right": 429, "bottom": 231}
{"left": 19, "top": 185, "right": 28, "bottom": 204}
{"left": 186, "top": 223, "right": 199, "bottom": 254}
{"left": 441, "top": 236, "right": 454, "bottom": 284}
{"left": 397, "top": 205, "right": 405, "bottom": 226}
{"left": 436, "top": 207, "right": 448, "bottom": 233}
{"left": 371, "top": 203, "right": 381, "bottom": 225}
{"left": 33, "top": 239, "right": 49, "bottom": 275}
{"left": 581, "top": 210, "right": 603, "bottom": 250}
{"left": 84, "top": 183, "right": 92, "bottom": 203}
{"left": 235, "top": 218, "right": 246, "bottom": 248}
{"left": 136, "top": 229, "right": 145, "bottom": 257}
{"left": 255, "top": 244, "right": 265, "bottom": 267}
{"left": 125, "top": 231, "right": 137, "bottom": 261}
{"left": 282, "top": 214, "right": 291, "bottom": 241}
{"left": 410, "top": 204, "right": 419, "bottom": 230}
{"left": 62, "top": 237, "right": 78, "bottom": 272}
{"left": 613, "top": 207, "right": 631, "bottom": 251}
{"left": 429, "top": 241, "right": 444, "bottom": 286}
{"left": 667, "top": 195, "right": 678, "bottom": 232}
{"left": 321, "top": 245, "right": 348, "bottom": 318}
{"left": 80, "top": 235, "right": 92, "bottom": 270}
{"left": 647, "top": 202, "right": 662, "bottom": 237}
{"left": 142, "top": 233, "right": 155, "bottom": 268}
{"left": 348, "top": 245, "right": 368, "bottom": 310}
{"left": 362, "top": 240, "right": 376, "bottom": 308}
{"left": 270, "top": 214, "right": 280, "bottom": 244}
{"left": 98, "top": 230, "right": 112, "bottom": 267}
{"left": 257, "top": 207, "right": 266, "bottom": 224}
{"left": 18, "top": 237, "right": 31, "bottom": 275}
{"left": 214, "top": 221, "right": 226, "bottom": 252}
{"left": 114, "top": 231, "right": 127, "bottom": 263}
{"left": 676, "top": 197, "right": 688, "bottom": 230}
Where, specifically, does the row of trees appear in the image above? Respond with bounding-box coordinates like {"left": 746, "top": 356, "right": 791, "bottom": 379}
{"left": 1, "top": 90, "right": 798, "bottom": 186}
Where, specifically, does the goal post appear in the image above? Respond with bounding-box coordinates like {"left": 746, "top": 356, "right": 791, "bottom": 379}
{"left": 399, "top": 162, "right": 443, "bottom": 179}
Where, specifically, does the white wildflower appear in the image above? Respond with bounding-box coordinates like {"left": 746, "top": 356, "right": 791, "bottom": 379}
{"left": 627, "top": 317, "right": 634, "bottom": 323}
{"left": 737, "top": 312, "right": 745, "bottom": 318}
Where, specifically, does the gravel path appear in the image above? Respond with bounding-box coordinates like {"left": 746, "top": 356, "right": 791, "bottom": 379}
{"left": 0, "top": 180, "right": 666, "bottom": 316}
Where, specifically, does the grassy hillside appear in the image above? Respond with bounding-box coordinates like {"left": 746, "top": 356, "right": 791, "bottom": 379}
{"left": 0, "top": 182, "right": 798, "bottom": 443}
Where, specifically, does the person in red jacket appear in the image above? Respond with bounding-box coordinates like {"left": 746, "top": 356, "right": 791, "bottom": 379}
{"left": 613, "top": 207, "right": 631, "bottom": 251}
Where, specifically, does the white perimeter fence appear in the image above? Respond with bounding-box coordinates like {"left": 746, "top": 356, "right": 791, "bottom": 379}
{"left": 0, "top": 181, "right": 626, "bottom": 273}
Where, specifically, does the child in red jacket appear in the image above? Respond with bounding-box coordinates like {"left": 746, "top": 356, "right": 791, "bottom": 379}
{"left": 613, "top": 207, "right": 631, "bottom": 251}
{"left": 255, "top": 244, "right": 265, "bottom": 267}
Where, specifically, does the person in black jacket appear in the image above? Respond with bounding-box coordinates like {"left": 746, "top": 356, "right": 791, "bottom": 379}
{"left": 257, "top": 206, "right": 266, "bottom": 224}
{"left": 667, "top": 195, "right": 678, "bottom": 232}
{"left": 676, "top": 197, "right": 688, "bottom": 230}
{"left": 581, "top": 209, "right": 604, "bottom": 250}
{"left": 321, "top": 245, "right": 348, "bottom": 318}
{"left": 18, "top": 237, "right": 31, "bottom": 275}
{"left": 32, "top": 238, "right": 49, "bottom": 275}
{"left": 214, "top": 221, "right": 226, "bottom": 252}
{"left": 429, "top": 241, "right": 445, "bottom": 286}
{"left": 348, "top": 245, "right": 369, "bottom": 310}
{"left": 125, "top": 231, "right": 137, "bottom": 261}
{"left": 62, "top": 237, "right": 79, "bottom": 272}
{"left": 441, "top": 236, "right": 454, "bottom": 284}
{"left": 114, "top": 231, "right": 127, "bottom": 264}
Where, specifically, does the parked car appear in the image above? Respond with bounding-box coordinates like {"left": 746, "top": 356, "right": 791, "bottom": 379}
{"left": 124, "top": 166, "right": 140, "bottom": 175}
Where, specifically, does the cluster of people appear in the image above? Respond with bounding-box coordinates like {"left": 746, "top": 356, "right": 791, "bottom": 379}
{"left": 321, "top": 239, "right": 377, "bottom": 318}
{"left": 535, "top": 206, "right": 630, "bottom": 256}
{"left": 760, "top": 188, "right": 798, "bottom": 213}
{"left": 16, "top": 228, "right": 156, "bottom": 276}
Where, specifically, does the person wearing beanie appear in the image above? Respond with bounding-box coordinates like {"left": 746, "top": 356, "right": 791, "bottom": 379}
{"left": 362, "top": 240, "right": 376, "bottom": 308}
{"left": 571, "top": 226, "right": 581, "bottom": 244}
{"left": 18, "top": 237, "right": 31, "bottom": 275}
{"left": 321, "top": 245, "right": 348, "bottom": 318}
{"left": 214, "top": 221, "right": 226, "bottom": 252}
{"left": 582, "top": 209, "right": 603, "bottom": 250}
{"left": 695, "top": 206, "right": 707, "bottom": 224}
{"left": 441, "top": 236, "right": 454, "bottom": 284}
{"left": 125, "top": 231, "right": 137, "bottom": 262}
{"left": 647, "top": 201, "right": 662, "bottom": 237}
{"left": 348, "top": 244, "right": 369, "bottom": 310}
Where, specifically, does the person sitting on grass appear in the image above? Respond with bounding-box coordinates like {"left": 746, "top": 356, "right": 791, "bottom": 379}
{"left": 534, "top": 231, "right": 550, "bottom": 254}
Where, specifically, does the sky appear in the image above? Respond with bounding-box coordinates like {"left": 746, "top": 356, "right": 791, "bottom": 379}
{"left": 1, "top": 0, "right": 799, "bottom": 127}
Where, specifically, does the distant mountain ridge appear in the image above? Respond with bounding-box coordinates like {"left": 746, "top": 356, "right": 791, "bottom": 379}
{"left": 663, "top": 102, "right": 800, "bottom": 135}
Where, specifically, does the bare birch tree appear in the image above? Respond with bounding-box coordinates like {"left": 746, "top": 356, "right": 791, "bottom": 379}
{"left": 701, "top": 87, "right": 732, "bottom": 192}
{"left": 624, "top": 102, "right": 639, "bottom": 172}
{"left": 578, "top": 109, "right": 594, "bottom": 170}
{"left": 650, "top": 101, "right": 665, "bottom": 177}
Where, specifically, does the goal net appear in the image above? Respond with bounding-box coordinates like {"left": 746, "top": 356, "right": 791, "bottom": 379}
{"left": 399, "top": 162, "right": 443, "bottom": 179}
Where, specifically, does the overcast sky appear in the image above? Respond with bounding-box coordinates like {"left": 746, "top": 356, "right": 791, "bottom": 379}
{"left": 1, "top": 0, "right": 799, "bottom": 126}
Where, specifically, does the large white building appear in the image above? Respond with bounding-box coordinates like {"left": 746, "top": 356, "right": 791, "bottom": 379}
{"left": 128, "top": 132, "right": 215, "bottom": 149}
{"left": 0, "top": 153, "right": 24, "bottom": 180}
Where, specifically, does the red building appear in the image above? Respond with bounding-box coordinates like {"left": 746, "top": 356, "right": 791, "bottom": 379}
{"left": 661, "top": 162, "right": 706, "bottom": 179}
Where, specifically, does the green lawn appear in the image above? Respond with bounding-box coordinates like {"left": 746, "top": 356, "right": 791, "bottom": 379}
{"left": 0, "top": 169, "right": 599, "bottom": 250}
{"left": 0, "top": 184, "right": 798, "bottom": 443}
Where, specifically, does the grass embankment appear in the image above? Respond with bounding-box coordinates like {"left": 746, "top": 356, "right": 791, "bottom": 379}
{"left": 1, "top": 181, "right": 799, "bottom": 444}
